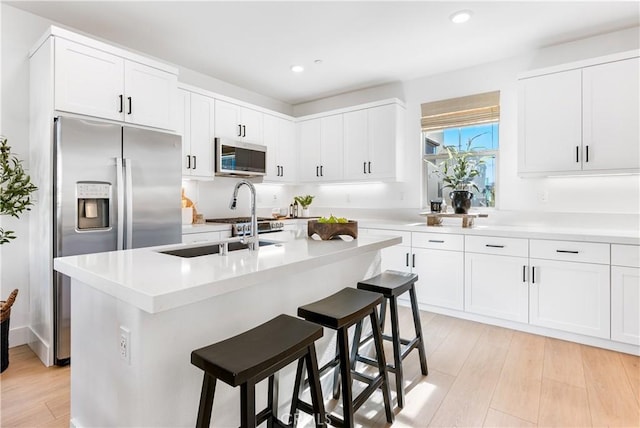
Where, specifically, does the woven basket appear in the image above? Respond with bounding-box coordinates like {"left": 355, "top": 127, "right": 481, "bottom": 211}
{"left": 1, "top": 289, "right": 18, "bottom": 323}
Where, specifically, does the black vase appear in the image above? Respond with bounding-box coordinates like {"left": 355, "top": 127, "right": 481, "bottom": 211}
{"left": 449, "top": 190, "right": 473, "bottom": 214}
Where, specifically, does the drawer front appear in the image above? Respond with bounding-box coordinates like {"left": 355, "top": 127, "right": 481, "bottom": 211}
{"left": 412, "top": 232, "right": 463, "bottom": 251}
{"left": 530, "top": 239, "right": 609, "bottom": 264}
{"left": 612, "top": 244, "right": 640, "bottom": 268}
{"left": 465, "top": 235, "right": 529, "bottom": 257}
{"left": 364, "top": 229, "right": 411, "bottom": 247}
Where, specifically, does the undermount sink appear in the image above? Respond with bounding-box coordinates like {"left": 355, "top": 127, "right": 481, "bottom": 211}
{"left": 160, "top": 240, "right": 277, "bottom": 258}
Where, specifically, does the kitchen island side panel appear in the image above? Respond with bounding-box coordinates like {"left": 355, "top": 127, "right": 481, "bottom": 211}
{"left": 70, "top": 251, "right": 381, "bottom": 427}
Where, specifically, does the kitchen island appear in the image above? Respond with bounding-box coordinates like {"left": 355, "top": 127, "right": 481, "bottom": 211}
{"left": 53, "top": 230, "right": 401, "bottom": 428}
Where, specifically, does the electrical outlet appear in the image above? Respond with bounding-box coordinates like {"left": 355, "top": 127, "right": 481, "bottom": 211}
{"left": 119, "top": 326, "right": 131, "bottom": 364}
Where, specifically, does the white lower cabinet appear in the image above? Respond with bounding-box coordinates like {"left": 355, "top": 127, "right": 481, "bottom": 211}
{"left": 412, "top": 233, "right": 464, "bottom": 311}
{"left": 464, "top": 235, "right": 529, "bottom": 323}
{"left": 465, "top": 253, "right": 529, "bottom": 323}
{"left": 529, "top": 258, "right": 610, "bottom": 339}
{"left": 611, "top": 244, "right": 640, "bottom": 345}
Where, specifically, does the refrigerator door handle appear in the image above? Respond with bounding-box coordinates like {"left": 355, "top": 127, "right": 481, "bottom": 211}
{"left": 116, "top": 157, "right": 125, "bottom": 250}
{"left": 124, "top": 158, "right": 134, "bottom": 249}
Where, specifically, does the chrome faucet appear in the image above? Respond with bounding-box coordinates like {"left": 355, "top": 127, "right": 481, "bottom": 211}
{"left": 229, "top": 179, "right": 258, "bottom": 251}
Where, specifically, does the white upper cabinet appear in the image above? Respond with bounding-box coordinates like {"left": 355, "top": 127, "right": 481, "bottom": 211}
{"left": 518, "top": 51, "right": 640, "bottom": 176}
{"left": 344, "top": 103, "right": 401, "bottom": 180}
{"left": 177, "top": 89, "right": 216, "bottom": 179}
{"left": 263, "top": 114, "right": 296, "bottom": 182}
{"left": 54, "top": 37, "right": 178, "bottom": 130}
{"left": 518, "top": 69, "right": 582, "bottom": 174}
{"left": 298, "top": 114, "right": 344, "bottom": 182}
{"left": 214, "top": 99, "right": 263, "bottom": 144}
{"left": 582, "top": 57, "right": 640, "bottom": 171}
{"left": 123, "top": 60, "right": 178, "bottom": 130}
{"left": 54, "top": 38, "right": 124, "bottom": 122}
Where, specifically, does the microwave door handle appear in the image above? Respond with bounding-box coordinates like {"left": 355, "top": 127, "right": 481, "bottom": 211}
{"left": 124, "top": 158, "right": 133, "bottom": 249}
{"left": 116, "top": 157, "right": 124, "bottom": 250}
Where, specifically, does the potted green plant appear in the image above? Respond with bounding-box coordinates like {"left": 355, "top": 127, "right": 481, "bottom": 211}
{"left": 1, "top": 136, "right": 37, "bottom": 244}
{"left": 427, "top": 134, "right": 486, "bottom": 214}
{"left": 294, "top": 195, "right": 314, "bottom": 217}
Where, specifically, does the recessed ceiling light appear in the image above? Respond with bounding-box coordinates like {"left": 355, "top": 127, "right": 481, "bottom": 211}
{"left": 450, "top": 10, "right": 472, "bottom": 24}
{"left": 290, "top": 65, "right": 304, "bottom": 73}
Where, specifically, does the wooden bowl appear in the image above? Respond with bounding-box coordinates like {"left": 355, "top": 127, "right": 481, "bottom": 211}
{"left": 307, "top": 220, "right": 358, "bottom": 240}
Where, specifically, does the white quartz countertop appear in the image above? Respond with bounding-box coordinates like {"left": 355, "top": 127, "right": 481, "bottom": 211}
{"left": 358, "top": 219, "right": 640, "bottom": 245}
{"left": 53, "top": 231, "right": 401, "bottom": 314}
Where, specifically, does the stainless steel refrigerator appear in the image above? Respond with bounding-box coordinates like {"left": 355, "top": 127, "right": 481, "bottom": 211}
{"left": 53, "top": 116, "right": 182, "bottom": 365}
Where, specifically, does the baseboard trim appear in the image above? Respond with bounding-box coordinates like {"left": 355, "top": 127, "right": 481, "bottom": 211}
{"left": 8, "top": 325, "right": 30, "bottom": 348}
{"left": 398, "top": 300, "right": 640, "bottom": 356}
{"left": 27, "top": 325, "right": 52, "bottom": 367}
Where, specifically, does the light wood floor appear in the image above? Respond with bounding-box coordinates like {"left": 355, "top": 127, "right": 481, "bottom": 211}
{"left": 2, "top": 307, "right": 639, "bottom": 427}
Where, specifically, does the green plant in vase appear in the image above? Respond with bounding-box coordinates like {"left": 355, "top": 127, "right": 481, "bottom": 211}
{"left": 426, "top": 133, "right": 486, "bottom": 214}
{"left": 294, "top": 195, "right": 314, "bottom": 217}
{"left": 1, "top": 136, "right": 38, "bottom": 244}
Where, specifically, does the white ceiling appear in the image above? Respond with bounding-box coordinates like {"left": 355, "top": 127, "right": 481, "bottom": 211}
{"left": 7, "top": 1, "right": 640, "bottom": 105}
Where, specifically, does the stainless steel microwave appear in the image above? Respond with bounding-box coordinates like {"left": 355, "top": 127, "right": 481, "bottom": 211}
{"left": 215, "top": 138, "right": 267, "bottom": 177}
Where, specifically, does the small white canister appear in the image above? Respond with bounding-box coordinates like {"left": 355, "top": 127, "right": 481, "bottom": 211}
{"left": 181, "top": 207, "right": 193, "bottom": 225}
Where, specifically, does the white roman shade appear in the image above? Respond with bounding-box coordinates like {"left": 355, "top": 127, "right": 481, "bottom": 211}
{"left": 421, "top": 91, "right": 500, "bottom": 131}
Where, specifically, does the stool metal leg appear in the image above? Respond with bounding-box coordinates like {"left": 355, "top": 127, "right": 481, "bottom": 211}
{"left": 240, "top": 380, "right": 257, "bottom": 428}
{"left": 196, "top": 373, "right": 217, "bottom": 428}
{"left": 289, "top": 356, "right": 305, "bottom": 425}
{"left": 267, "top": 374, "right": 279, "bottom": 428}
{"left": 389, "top": 296, "right": 405, "bottom": 408}
{"left": 349, "top": 320, "right": 363, "bottom": 372}
{"left": 409, "top": 284, "right": 429, "bottom": 375}
{"left": 337, "top": 327, "right": 355, "bottom": 427}
{"left": 332, "top": 334, "right": 341, "bottom": 400}
{"left": 370, "top": 310, "right": 394, "bottom": 424}
{"left": 305, "top": 345, "right": 326, "bottom": 428}
{"left": 378, "top": 298, "right": 387, "bottom": 331}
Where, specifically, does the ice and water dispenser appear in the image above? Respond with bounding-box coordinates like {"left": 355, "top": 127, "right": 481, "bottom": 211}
{"left": 76, "top": 182, "right": 111, "bottom": 230}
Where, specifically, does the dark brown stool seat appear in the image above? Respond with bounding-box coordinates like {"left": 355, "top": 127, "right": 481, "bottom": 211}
{"left": 353, "top": 270, "right": 428, "bottom": 409}
{"left": 191, "top": 314, "right": 325, "bottom": 428}
{"left": 295, "top": 287, "right": 394, "bottom": 428}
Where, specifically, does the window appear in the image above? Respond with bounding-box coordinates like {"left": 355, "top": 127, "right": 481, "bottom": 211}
{"left": 421, "top": 91, "right": 500, "bottom": 208}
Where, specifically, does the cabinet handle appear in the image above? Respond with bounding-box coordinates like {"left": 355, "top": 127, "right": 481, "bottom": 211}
{"left": 242, "top": 125, "right": 246, "bottom": 138}
{"left": 186, "top": 155, "right": 191, "bottom": 169}
{"left": 127, "top": 97, "right": 132, "bottom": 115}
{"left": 412, "top": 253, "right": 416, "bottom": 268}
{"left": 576, "top": 146, "right": 579, "bottom": 163}
{"left": 281, "top": 166, "right": 284, "bottom": 177}
{"left": 119, "top": 94, "right": 124, "bottom": 113}
{"left": 406, "top": 253, "right": 409, "bottom": 267}
{"left": 320, "top": 165, "right": 324, "bottom": 177}
{"left": 523, "top": 265, "right": 527, "bottom": 283}
{"left": 532, "top": 266, "right": 536, "bottom": 284}
{"left": 238, "top": 124, "right": 242, "bottom": 137}
{"left": 192, "top": 156, "right": 197, "bottom": 170}
{"left": 428, "top": 239, "right": 445, "bottom": 243}
{"left": 316, "top": 166, "right": 319, "bottom": 177}
{"left": 363, "top": 162, "right": 367, "bottom": 174}
{"left": 586, "top": 145, "right": 589, "bottom": 162}
{"left": 485, "top": 244, "right": 505, "bottom": 248}
{"left": 556, "top": 249, "right": 579, "bottom": 254}
{"left": 368, "top": 161, "right": 371, "bottom": 174}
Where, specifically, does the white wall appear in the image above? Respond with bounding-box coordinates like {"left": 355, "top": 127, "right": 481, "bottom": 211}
{"left": 0, "top": 4, "right": 52, "bottom": 348}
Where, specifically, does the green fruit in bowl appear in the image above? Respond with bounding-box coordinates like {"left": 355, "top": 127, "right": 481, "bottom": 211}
{"left": 317, "top": 214, "right": 348, "bottom": 224}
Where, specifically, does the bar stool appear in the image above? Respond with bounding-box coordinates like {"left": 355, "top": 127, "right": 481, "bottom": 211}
{"left": 191, "top": 314, "right": 326, "bottom": 428}
{"left": 294, "top": 287, "right": 394, "bottom": 428}
{"left": 352, "top": 270, "right": 428, "bottom": 409}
